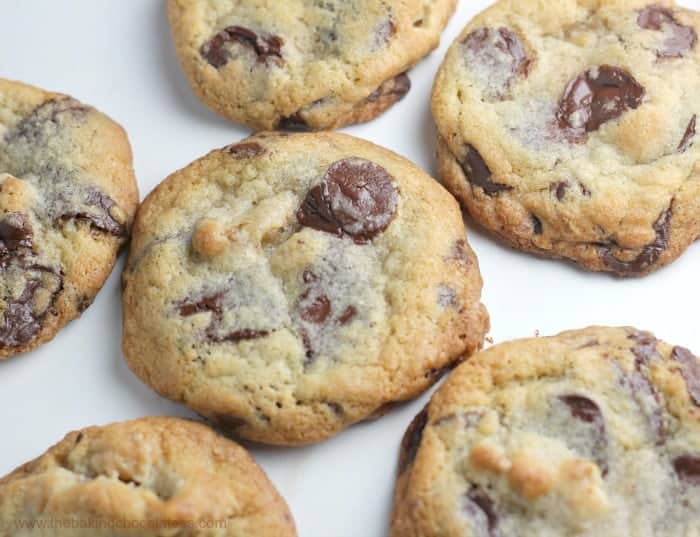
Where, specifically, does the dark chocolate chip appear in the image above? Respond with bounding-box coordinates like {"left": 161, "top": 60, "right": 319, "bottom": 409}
{"left": 0, "top": 264, "right": 63, "bottom": 348}
{"left": 531, "top": 215, "right": 543, "bottom": 235}
{"left": 211, "top": 414, "right": 249, "bottom": 432}
{"left": 228, "top": 142, "right": 266, "bottom": 158}
{"left": 299, "top": 291, "right": 331, "bottom": 324}
{"left": 679, "top": 115, "right": 697, "bottom": 153}
{"left": 463, "top": 486, "right": 499, "bottom": 537}
{"left": 601, "top": 205, "right": 671, "bottom": 274}
{"left": 178, "top": 292, "right": 269, "bottom": 344}
{"left": 201, "top": 26, "right": 284, "bottom": 68}
{"left": 620, "top": 334, "right": 667, "bottom": 443}
{"left": 559, "top": 394, "right": 602, "bottom": 423}
{"left": 550, "top": 181, "right": 570, "bottom": 201}
{"left": 398, "top": 407, "right": 428, "bottom": 474}
{"left": 297, "top": 158, "right": 398, "bottom": 243}
{"left": 674, "top": 455, "right": 700, "bottom": 485}
{"left": 337, "top": 305, "right": 357, "bottom": 325}
{"left": 277, "top": 113, "right": 310, "bottom": 132}
{"left": 5, "top": 97, "right": 89, "bottom": 144}
{"left": 221, "top": 329, "right": 270, "bottom": 343}
{"left": 327, "top": 402, "right": 345, "bottom": 417}
{"left": 638, "top": 5, "right": 697, "bottom": 58}
{"left": 671, "top": 346, "right": 700, "bottom": 406}
{"left": 179, "top": 292, "right": 224, "bottom": 317}
{"left": 458, "top": 145, "right": 512, "bottom": 196}
{"left": 557, "top": 66, "right": 645, "bottom": 143}
{"left": 630, "top": 331, "right": 661, "bottom": 366}
{"left": 366, "top": 72, "right": 411, "bottom": 102}
{"left": 463, "top": 27, "right": 530, "bottom": 95}
{"left": 558, "top": 394, "right": 609, "bottom": 474}
{"left": 374, "top": 18, "right": 395, "bottom": 48}
{"left": 60, "top": 187, "right": 126, "bottom": 237}
{"left": 0, "top": 213, "right": 33, "bottom": 253}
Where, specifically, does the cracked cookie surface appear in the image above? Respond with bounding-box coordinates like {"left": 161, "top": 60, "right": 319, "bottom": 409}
{"left": 167, "top": 0, "right": 456, "bottom": 130}
{"left": 0, "top": 417, "right": 296, "bottom": 537}
{"left": 391, "top": 326, "right": 700, "bottom": 537}
{"left": 432, "top": 0, "right": 700, "bottom": 276}
{"left": 122, "top": 132, "right": 488, "bottom": 446}
{"left": 0, "top": 79, "right": 138, "bottom": 359}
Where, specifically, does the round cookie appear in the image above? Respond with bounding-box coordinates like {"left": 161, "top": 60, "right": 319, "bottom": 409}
{"left": 0, "top": 79, "right": 138, "bottom": 358}
{"left": 432, "top": 0, "right": 700, "bottom": 276}
{"left": 167, "top": 0, "right": 456, "bottom": 131}
{"left": 391, "top": 326, "right": 700, "bottom": 537}
{"left": 0, "top": 417, "right": 296, "bottom": 536}
{"left": 122, "top": 132, "right": 488, "bottom": 446}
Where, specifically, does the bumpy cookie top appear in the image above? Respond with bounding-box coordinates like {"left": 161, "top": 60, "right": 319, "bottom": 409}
{"left": 0, "top": 79, "right": 138, "bottom": 358}
{"left": 167, "top": 0, "right": 456, "bottom": 130}
{"left": 0, "top": 418, "right": 296, "bottom": 537}
{"left": 392, "top": 326, "right": 700, "bottom": 537}
{"left": 432, "top": 0, "right": 700, "bottom": 275}
{"left": 122, "top": 132, "right": 488, "bottom": 445}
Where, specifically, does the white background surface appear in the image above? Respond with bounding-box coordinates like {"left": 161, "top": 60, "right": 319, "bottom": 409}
{"left": 1, "top": 1, "right": 700, "bottom": 536}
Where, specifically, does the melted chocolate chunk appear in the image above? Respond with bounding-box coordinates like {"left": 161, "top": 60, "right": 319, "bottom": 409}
{"left": 277, "top": 113, "right": 310, "bottom": 132}
{"left": 299, "top": 290, "right": 331, "bottom": 324}
{"left": 178, "top": 292, "right": 269, "bottom": 344}
{"left": 201, "top": 26, "right": 284, "bottom": 68}
{"left": 6, "top": 98, "right": 89, "bottom": 144}
{"left": 463, "top": 27, "right": 530, "bottom": 95}
{"left": 0, "top": 213, "right": 33, "bottom": 253}
{"left": 366, "top": 72, "right": 411, "bottom": 102}
{"left": 222, "top": 329, "right": 269, "bottom": 343}
{"left": 558, "top": 394, "right": 609, "bottom": 474}
{"left": 60, "top": 187, "right": 126, "bottom": 237}
{"left": 620, "top": 334, "right": 667, "bottom": 443}
{"left": 458, "top": 145, "right": 512, "bottom": 196}
{"left": 601, "top": 206, "right": 671, "bottom": 274}
{"left": 297, "top": 158, "right": 398, "bottom": 243}
{"left": 559, "top": 394, "right": 602, "bottom": 423}
{"left": 557, "top": 66, "right": 645, "bottom": 143}
{"left": 228, "top": 142, "right": 266, "bottom": 158}
{"left": 463, "top": 486, "right": 499, "bottom": 537}
{"left": 179, "top": 292, "right": 224, "bottom": 317}
{"left": 672, "top": 346, "right": 700, "bottom": 406}
{"left": 337, "top": 305, "right": 357, "bottom": 325}
{"left": 638, "top": 5, "right": 697, "bottom": 58}
{"left": 398, "top": 407, "right": 428, "bottom": 474}
{"left": 679, "top": 115, "right": 697, "bottom": 153}
{"left": 630, "top": 331, "right": 660, "bottom": 365}
{"left": 0, "top": 264, "right": 63, "bottom": 348}
{"left": 674, "top": 455, "right": 700, "bottom": 485}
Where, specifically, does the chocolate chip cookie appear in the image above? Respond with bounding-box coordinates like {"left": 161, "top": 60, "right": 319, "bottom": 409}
{"left": 167, "top": 0, "right": 456, "bottom": 130}
{"left": 391, "top": 326, "right": 700, "bottom": 537}
{"left": 0, "top": 79, "right": 138, "bottom": 359}
{"left": 0, "top": 417, "right": 296, "bottom": 536}
{"left": 432, "top": 0, "right": 700, "bottom": 276}
{"left": 122, "top": 132, "right": 488, "bottom": 446}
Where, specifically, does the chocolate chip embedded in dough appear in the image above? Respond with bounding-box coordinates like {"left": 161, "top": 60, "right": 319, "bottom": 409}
{"left": 557, "top": 66, "right": 645, "bottom": 143}
{"left": 297, "top": 158, "right": 398, "bottom": 243}
{"left": 201, "top": 26, "right": 284, "bottom": 69}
